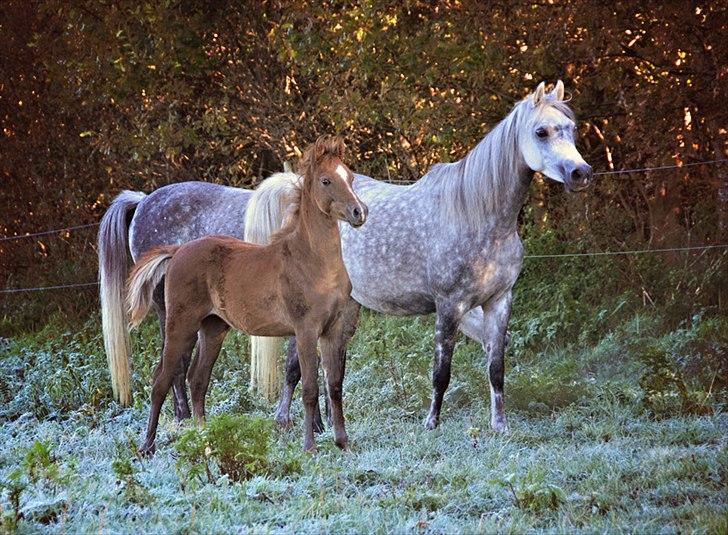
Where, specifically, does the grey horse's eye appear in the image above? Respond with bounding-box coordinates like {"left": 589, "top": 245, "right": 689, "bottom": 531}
{"left": 321, "top": 177, "right": 331, "bottom": 186}
{"left": 535, "top": 128, "right": 548, "bottom": 139}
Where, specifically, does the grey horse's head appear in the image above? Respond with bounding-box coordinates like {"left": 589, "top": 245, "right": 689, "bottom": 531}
{"left": 518, "top": 81, "right": 593, "bottom": 192}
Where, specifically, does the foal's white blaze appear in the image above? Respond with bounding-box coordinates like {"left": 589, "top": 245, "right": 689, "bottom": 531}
{"left": 335, "top": 164, "right": 365, "bottom": 215}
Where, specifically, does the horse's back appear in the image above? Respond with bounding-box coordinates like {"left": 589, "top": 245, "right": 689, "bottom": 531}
{"left": 129, "top": 181, "right": 251, "bottom": 260}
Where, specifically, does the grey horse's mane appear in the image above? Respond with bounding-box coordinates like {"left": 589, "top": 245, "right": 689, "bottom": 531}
{"left": 422, "top": 94, "right": 574, "bottom": 231}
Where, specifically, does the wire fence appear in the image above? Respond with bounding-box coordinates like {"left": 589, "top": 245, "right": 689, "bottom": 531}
{"left": 3, "top": 243, "right": 727, "bottom": 295}
{"left": 2, "top": 157, "right": 727, "bottom": 294}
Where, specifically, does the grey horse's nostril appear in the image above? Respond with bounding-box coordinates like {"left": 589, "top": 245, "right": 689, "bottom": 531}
{"left": 352, "top": 207, "right": 361, "bottom": 218}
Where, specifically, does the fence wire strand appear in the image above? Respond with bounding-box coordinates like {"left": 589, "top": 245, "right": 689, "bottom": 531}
{"left": 0, "top": 223, "right": 100, "bottom": 242}
{"left": 3, "top": 157, "right": 727, "bottom": 294}
{"left": 2, "top": 244, "right": 726, "bottom": 294}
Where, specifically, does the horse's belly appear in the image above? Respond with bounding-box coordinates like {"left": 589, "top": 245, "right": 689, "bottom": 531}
{"left": 351, "top": 288, "right": 435, "bottom": 316}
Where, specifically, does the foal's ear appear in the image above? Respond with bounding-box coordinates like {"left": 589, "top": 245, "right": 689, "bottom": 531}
{"left": 315, "top": 135, "right": 346, "bottom": 162}
{"left": 532, "top": 81, "right": 546, "bottom": 106}
{"left": 550, "top": 80, "right": 565, "bottom": 101}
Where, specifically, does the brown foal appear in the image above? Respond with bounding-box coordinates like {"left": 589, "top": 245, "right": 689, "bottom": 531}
{"left": 125, "top": 137, "right": 367, "bottom": 454}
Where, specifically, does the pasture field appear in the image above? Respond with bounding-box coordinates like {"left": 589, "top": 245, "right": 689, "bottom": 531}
{"left": 0, "top": 310, "right": 725, "bottom": 533}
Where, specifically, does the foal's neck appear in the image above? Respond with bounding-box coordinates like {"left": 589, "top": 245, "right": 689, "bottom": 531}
{"left": 290, "top": 187, "right": 343, "bottom": 269}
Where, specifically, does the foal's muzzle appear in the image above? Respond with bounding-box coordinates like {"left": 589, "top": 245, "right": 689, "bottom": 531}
{"left": 563, "top": 162, "right": 593, "bottom": 191}
{"left": 346, "top": 202, "right": 368, "bottom": 227}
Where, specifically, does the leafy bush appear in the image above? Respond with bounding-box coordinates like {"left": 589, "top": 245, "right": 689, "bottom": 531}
{"left": 491, "top": 470, "right": 566, "bottom": 512}
{"left": 174, "top": 414, "right": 273, "bottom": 485}
{"left": 638, "top": 345, "right": 713, "bottom": 418}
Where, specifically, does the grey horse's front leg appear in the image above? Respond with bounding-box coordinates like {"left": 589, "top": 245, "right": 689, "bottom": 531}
{"left": 479, "top": 293, "right": 512, "bottom": 432}
{"left": 274, "top": 337, "right": 325, "bottom": 433}
{"left": 424, "top": 304, "right": 463, "bottom": 430}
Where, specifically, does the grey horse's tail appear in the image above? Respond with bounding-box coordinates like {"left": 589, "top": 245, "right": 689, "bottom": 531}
{"left": 98, "top": 190, "right": 146, "bottom": 406}
{"left": 244, "top": 171, "right": 301, "bottom": 402}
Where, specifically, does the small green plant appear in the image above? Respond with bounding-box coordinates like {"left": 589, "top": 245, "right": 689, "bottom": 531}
{"left": 174, "top": 413, "right": 273, "bottom": 485}
{"left": 0, "top": 469, "right": 26, "bottom": 533}
{"left": 491, "top": 471, "right": 565, "bottom": 512}
{"left": 22, "top": 441, "right": 61, "bottom": 490}
{"left": 111, "top": 438, "right": 153, "bottom": 506}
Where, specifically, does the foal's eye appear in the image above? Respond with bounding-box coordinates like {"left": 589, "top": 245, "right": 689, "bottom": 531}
{"left": 321, "top": 178, "right": 331, "bottom": 186}
{"left": 535, "top": 128, "right": 548, "bottom": 139}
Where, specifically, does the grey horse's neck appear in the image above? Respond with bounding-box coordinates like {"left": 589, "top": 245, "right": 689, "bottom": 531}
{"left": 423, "top": 108, "right": 535, "bottom": 238}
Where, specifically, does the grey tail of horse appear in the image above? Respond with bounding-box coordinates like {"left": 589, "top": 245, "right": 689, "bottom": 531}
{"left": 244, "top": 171, "right": 301, "bottom": 402}
{"left": 98, "top": 190, "right": 146, "bottom": 406}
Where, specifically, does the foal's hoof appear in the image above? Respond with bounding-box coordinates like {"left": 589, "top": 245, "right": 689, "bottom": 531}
{"left": 334, "top": 435, "right": 349, "bottom": 450}
{"left": 138, "top": 443, "right": 156, "bottom": 458}
{"left": 423, "top": 414, "right": 439, "bottom": 430}
{"left": 274, "top": 412, "right": 293, "bottom": 429}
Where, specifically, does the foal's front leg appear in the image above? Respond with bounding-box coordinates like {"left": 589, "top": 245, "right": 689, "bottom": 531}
{"left": 424, "top": 303, "right": 463, "bottom": 430}
{"left": 294, "top": 330, "right": 320, "bottom": 451}
{"left": 319, "top": 298, "right": 359, "bottom": 449}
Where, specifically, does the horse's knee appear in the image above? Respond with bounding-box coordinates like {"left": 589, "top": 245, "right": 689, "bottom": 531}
{"left": 301, "top": 384, "right": 319, "bottom": 407}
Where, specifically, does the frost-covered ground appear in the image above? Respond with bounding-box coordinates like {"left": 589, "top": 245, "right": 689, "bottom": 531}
{"left": 1, "top": 312, "right": 726, "bottom": 533}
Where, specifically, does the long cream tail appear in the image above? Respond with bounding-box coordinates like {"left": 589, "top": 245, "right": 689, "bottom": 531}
{"left": 98, "top": 190, "right": 146, "bottom": 405}
{"left": 244, "top": 171, "right": 301, "bottom": 402}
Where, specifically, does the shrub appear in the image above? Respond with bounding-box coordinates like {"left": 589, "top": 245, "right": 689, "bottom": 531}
{"left": 637, "top": 345, "right": 713, "bottom": 417}
{"left": 491, "top": 470, "right": 565, "bottom": 512}
{"left": 174, "top": 413, "right": 273, "bottom": 485}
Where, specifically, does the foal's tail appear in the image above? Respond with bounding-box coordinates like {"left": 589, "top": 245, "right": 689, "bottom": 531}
{"left": 244, "top": 171, "right": 301, "bottom": 402}
{"left": 126, "top": 246, "right": 178, "bottom": 330}
{"left": 98, "top": 190, "right": 146, "bottom": 406}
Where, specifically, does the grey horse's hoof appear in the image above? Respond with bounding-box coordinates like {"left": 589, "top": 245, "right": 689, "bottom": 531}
{"left": 491, "top": 418, "right": 509, "bottom": 433}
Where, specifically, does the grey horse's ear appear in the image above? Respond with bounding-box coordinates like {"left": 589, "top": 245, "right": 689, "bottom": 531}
{"left": 550, "top": 80, "right": 565, "bottom": 101}
{"left": 532, "top": 82, "right": 546, "bottom": 106}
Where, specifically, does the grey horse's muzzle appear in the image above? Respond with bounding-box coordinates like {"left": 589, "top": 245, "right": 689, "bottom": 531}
{"left": 563, "top": 162, "right": 593, "bottom": 191}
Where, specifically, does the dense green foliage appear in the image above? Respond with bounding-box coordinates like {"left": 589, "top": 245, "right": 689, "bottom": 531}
{"left": 1, "top": 1, "right": 726, "bottom": 330}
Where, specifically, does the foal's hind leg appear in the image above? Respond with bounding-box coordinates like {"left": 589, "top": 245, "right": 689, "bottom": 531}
{"left": 140, "top": 326, "right": 197, "bottom": 457}
{"left": 274, "top": 336, "right": 326, "bottom": 433}
{"left": 187, "top": 316, "right": 229, "bottom": 425}
{"left": 424, "top": 302, "right": 464, "bottom": 430}
{"left": 152, "top": 281, "right": 192, "bottom": 421}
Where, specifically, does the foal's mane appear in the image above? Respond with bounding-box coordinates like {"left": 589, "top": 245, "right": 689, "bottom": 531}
{"left": 268, "top": 136, "right": 346, "bottom": 243}
{"left": 423, "top": 93, "right": 574, "bottom": 231}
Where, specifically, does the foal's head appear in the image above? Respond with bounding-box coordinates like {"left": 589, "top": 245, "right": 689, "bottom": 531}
{"left": 300, "top": 137, "right": 368, "bottom": 227}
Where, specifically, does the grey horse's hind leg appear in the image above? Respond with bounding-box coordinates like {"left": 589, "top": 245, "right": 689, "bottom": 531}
{"left": 274, "top": 337, "right": 325, "bottom": 433}
{"left": 152, "top": 281, "right": 191, "bottom": 421}
{"left": 424, "top": 303, "right": 463, "bottom": 430}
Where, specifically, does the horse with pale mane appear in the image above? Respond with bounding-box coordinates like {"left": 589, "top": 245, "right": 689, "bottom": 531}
{"left": 123, "top": 137, "right": 366, "bottom": 454}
